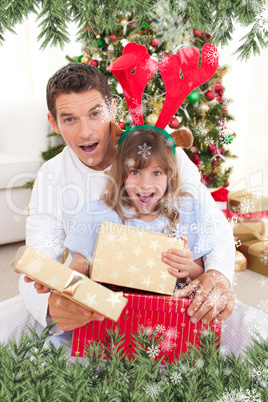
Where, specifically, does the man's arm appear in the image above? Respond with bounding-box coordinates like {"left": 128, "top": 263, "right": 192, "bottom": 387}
{"left": 175, "top": 148, "right": 235, "bottom": 322}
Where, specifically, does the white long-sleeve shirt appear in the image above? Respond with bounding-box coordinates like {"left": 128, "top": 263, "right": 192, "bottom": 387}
{"left": 20, "top": 146, "right": 235, "bottom": 333}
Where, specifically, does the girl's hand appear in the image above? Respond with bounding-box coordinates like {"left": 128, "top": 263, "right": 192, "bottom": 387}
{"left": 162, "top": 235, "right": 193, "bottom": 278}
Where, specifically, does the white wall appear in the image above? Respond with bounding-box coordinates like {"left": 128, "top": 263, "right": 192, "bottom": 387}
{"left": 218, "top": 26, "right": 268, "bottom": 197}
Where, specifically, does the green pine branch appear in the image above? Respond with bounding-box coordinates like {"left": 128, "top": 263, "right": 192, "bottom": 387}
{"left": 0, "top": 0, "right": 267, "bottom": 59}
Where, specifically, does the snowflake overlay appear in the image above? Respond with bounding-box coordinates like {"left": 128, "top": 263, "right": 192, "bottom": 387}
{"left": 149, "top": 0, "right": 190, "bottom": 51}
{"left": 36, "top": 231, "right": 64, "bottom": 260}
{"left": 138, "top": 143, "right": 152, "bottom": 159}
{"left": 125, "top": 158, "right": 135, "bottom": 168}
{"left": 170, "top": 371, "right": 182, "bottom": 384}
{"left": 216, "top": 388, "right": 262, "bottom": 402}
{"left": 144, "top": 382, "right": 161, "bottom": 398}
{"left": 259, "top": 250, "right": 268, "bottom": 265}
{"left": 147, "top": 345, "right": 160, "bottom": 359}
{"left": 164, "top": 193, "right": 182, "bottom": 214}
{"left": 204, "top": 44, "right": 219, "bottom": 66}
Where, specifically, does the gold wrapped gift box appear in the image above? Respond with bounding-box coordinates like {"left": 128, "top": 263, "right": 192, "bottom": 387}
{"left": 229, "top": 190, "right": 268, "bottom": 214}
{"left": 233, "top": 217, "right": 268, "bottom": 276}
{"left": 239, "top": 240, "right": 268, "bottom": 277}
{"left": 91, "top": 221, "right": 184, "bottom": 295}
{"left": 10, "top": 246, "right": 128, "bottom": 321}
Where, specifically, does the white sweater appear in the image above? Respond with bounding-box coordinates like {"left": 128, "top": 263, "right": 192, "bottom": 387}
{"left": 20, "top": 146, "right": 235, "bottom": 333}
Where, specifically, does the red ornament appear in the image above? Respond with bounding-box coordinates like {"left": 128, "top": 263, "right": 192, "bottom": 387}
{"left": 203, "top": 33, "right": 211, "bottom": 40}
{"left": 205, "top": 90, "right": 215, "bottom": 101}
{"left": 214, "top": 82, "right": 224, "bottom": 94}
{"left": 168, "top": 117, "right": 179, "bottom": 129}
{"left": 191, "top": 154, "right": 201, "bottom": 167}
{"left": 109, "top": 34, "right": 118, "bottom": 41}
{"left": 117, "top": 122, "right": 125, "bottom": 129}
{"left": 224, "top": 181, "right": 229, "bottom": 187}
{"left": 222, "top": 107, "right": 228, "bottom": 114}
{"left": 193, "top": 29, "right": 202, "bottom": 37}
{"left": 218, "top": 147, "right": 225, "bottom": 156}
{"left": 89, "top": 60, "right": 98, "bottom": 67}
{"left": 150, "top": 38, "right": 159, "bottom": 48}
{"left": 216, "top": 95, "right": 224, "bottom": 103}
{"left": 207, "top": 144, "right": 216, "bottom": 153}
{"left": 201, "top": 173, "right": 212, "bottom": 185}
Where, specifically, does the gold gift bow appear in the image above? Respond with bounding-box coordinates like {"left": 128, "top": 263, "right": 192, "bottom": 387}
{"left": 63, "top": 271, "right": 85, "bottom": 296}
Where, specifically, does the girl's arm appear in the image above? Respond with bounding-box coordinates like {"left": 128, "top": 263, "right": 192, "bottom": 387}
{"left": 69, "top": 253, "right": 91, "bottom": 276}
{"left": 162, "top": 236, "right": 204, "bottom": 281}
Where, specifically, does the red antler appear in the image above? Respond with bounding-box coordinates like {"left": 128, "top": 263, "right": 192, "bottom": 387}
{"left": 156, "top": 43, "right": 219, "bottom": 129}
{"left": 107, "top": 43, "right": 158, "bottom": 125}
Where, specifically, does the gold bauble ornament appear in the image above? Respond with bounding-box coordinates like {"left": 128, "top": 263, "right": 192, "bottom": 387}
{"left": 146, "top": 113, "right": 158, "bottom": 126}
{"left": 81, "top": 56, "right": 90, "bottom": 64}
{"left": 120, "top": 18, "right": 129, "bottom": 25}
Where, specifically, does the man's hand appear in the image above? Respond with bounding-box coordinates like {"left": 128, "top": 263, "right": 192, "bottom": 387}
{"left": 174, "top": 270, "right": 235, "bottom": 324}
{"left": 48, "top": 292, "right": 104, "bottom": 331}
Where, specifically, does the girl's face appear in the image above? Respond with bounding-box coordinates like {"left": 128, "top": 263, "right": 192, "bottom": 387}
{"left": 124, "top": 158, "right": 168, "bottom": 220}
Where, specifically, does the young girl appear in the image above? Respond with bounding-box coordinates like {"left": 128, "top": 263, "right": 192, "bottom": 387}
{"left": 64, "top": 126, "right": 213, "bottom": 282}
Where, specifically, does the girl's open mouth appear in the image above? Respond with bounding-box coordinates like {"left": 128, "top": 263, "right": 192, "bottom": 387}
{"left": 138, "top": 193, "right": 154, "bottom": 205}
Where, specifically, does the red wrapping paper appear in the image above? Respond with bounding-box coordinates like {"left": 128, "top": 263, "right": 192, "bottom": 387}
{"left": 71, "top": 293, "right": 221, "bottom": 363}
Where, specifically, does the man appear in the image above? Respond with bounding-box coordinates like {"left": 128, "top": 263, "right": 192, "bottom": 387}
{"left": 8, "top": 63, "right": 235, "bottom": 340}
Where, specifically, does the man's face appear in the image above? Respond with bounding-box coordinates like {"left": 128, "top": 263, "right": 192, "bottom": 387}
{"left": 48, "top": 89, "right": 116, "bottom": 171}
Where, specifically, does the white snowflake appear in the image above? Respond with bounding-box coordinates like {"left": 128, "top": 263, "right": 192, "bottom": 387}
{"left": 160, "top": 337, "right": 174, "bottom": 352}
{"left": 138, "top": 143, "right": 152, "bottom": 159}
{"left": 233, "top": 236, "right": 242, "bottom": 248}
{"left": 170, "top": 371, "right": 182, "bottom": 384}
{"left": 54, "top": 295, "right": 62, "bottom": 308}
{"left": 140, "top": 323, "right": 155, "bottom": 336}
{"left": 27, "top": 256, "right": 45, "bottom": 276}
{"left": 149, "top": 0, "right": 189, "bottom": 51}
{"left": 257, "top": 299, "right": 268, "bottom": 313}
{"left": 240, "top": 197, "right": 255, "bottom": 213}
{"left": 165, "top": 327, "right": 178, "bottom": 339}
{"left": 36, "top": 231, "right": 64, "bottom": 259}
{"left": 164, "top": 193, "right": 182, "bottom": 214}
{"left": 255, "top": 2, "right": 268, "bottom": 31}
{"left": 156, "top": 324, "right": 166, "bottom": 334}
{"left": 144, "top": 58, "right": 158, "bottom": 79}
{"left": 194, "top": 122, "right": 207, "bottom": 137}
{"left": 259, "top": 250, "right": 268, "bottom": 265}
{"left": 119, "top": 372, "right": 130, "bottom": 383}
{"left": 195, "top": 358, "right": 204, "bottom": 368}
{"left": 204, "top": 137, "right": 215, "bottom": 147}
{"left": 144, "top": 382, "right": 161, "bottom": 398}
{"left": 216, "top": 388, "right": 262, "bottom": 402}
{"left": 223, "top": 367, "right": 232, "bottom": 376}
{"left": 129, "top": 100, "right": 144, "bottom": 123}
{"left": 250, "top": 365, "right": 268, "bottom": 388}
{"left": 147, "top": 345, "right": 160, "bottom": 359}
{"left": 217, "top": 118, "right": 227, "bottom": 136}
{"left": 125, "top": 158, "right": 135, "bottom": 168}
{"left": 204, "top": 44, "right": 219, "bottom": 66}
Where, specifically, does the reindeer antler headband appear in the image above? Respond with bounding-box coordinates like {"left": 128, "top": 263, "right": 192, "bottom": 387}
{"left": 107, "top": 42, "right": 219, "bottom": 154}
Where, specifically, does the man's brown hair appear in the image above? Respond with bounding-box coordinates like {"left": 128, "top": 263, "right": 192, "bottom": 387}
{"left": 46, "top": 63, "right": 112, "bottom": 121}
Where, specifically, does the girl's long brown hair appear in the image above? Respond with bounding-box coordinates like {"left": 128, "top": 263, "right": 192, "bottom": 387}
{"left": 101, "top": 128, "right": 191, "bottom": 232}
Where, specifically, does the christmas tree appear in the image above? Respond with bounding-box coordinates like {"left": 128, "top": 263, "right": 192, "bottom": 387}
{"left": 64, "top": 12, "right": 236, "bottom": 188}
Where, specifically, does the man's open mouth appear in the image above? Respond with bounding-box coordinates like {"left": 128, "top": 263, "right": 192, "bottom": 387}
{"left": 137, "top": 193, "right": 154, "bottom": 205}
{"left": 80, "top": 143, "right": 98, "bottom": 153}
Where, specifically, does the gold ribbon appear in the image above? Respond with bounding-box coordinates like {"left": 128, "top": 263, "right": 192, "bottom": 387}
{"left": 63, "top": 271, "right": 84, "bottom": 296}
